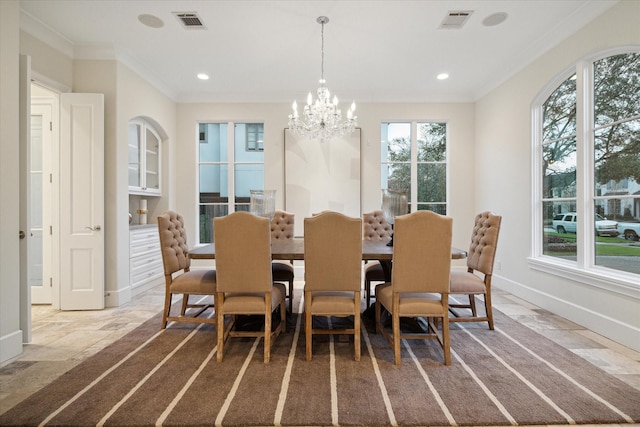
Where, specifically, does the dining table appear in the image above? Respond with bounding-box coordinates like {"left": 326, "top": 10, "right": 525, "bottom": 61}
{"left": 188, "top": 237, "right": 467, "bottom": 281}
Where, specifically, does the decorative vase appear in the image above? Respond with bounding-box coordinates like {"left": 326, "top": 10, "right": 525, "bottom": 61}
{"left": 250, "top": 190, "right": 276, "bottom": 220}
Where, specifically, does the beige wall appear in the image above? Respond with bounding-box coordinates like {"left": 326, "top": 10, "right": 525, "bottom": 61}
{"left": 19, "top": 30, "right": 73, "bottom": 91}
{"left": 0, "top": 0, "right": 22, "bottom": 363}
{"left": 176, "top": 102, "right": 475, "bottom": 254}
{"left": 475, "top": 0, "right": 640, "bottom": 351}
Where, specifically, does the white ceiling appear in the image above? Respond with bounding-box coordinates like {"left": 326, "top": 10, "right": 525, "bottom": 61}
{"left": 19, "top": 0, "right": 616, "bottom": 103}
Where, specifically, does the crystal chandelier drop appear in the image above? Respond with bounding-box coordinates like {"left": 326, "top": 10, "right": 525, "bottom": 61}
{"left": 288, "top": 16, "right": 357, "bottom": 142}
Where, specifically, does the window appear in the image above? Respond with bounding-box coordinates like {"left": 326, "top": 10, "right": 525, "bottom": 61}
{"left": 198, "top": 122, "right": 265, "bottom": 243}
{"left": 534, "top": 51, "right": 640, "bottom": 281}
{"left": 381, "top": 122, "right": 447, "bottom": 214}
{"left": 246, "top": 123, "right": 264, "bottom": 152}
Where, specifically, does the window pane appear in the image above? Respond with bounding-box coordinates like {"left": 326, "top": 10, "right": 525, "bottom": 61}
{"left": 199, "top": 123, "right": 228, "bottom": 162}
{"left": 235, "top": 164, "right": 264, "bottom": 203}
{"left": 381, "top": 163, "right": 411, "bottom": 196}
{"left": 199, "top": 204, "right": 228, "bottom": 244}
{"left": 199, "top": 164, "right": 228, "bottom": 203}
{"left": 235, "top": 123, "right": 265, "bottom": 161}
{"left": 417, "top": 204, "right": 447, "bottom": 215}
{"left": 543, "top": 136, "right": 577, "bottom": 199}
{"left": 542, "top": 76, "right": 576, "bottom": 141}
{"left": 417, "top": 163, "right": 446, "bottom": 203}
{"left": 543, "top": 201, "right": 577, "bottom": 259}
{"left": 417, "top": 122, "right": 446, "bottom": 161}
{"left": 381, "top": 123, "right": 410, "bottom": 162}
{"left": 594, "top": 201, "right": 640, "bottom": 274}
{"left": 594, "top": 53, "right": 640, "bottom": 128}
{"left": 594, "top": 117, "right": 640, "bottom": 189}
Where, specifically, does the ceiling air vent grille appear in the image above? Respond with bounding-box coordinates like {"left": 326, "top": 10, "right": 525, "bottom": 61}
{"left": 173, "top": 12, "right": 206, "bottom": 29}
{"left": 439, "top": 10, "right": 473, "bottom": 29}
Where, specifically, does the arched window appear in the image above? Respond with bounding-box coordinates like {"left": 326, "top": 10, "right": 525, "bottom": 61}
{"left": 532, "top": 50, "right": 639, "bottom": 284}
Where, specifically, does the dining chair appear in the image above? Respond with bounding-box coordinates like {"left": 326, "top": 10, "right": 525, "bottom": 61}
{"left": 157, "top": 211, "right": 217, "bottom": 329}
{"left": 304, "top": 211, "right": 362, "bottom": 361}
{"left": 449, "top": 211, "right": 502, "bottom": 330}
{"left": 375, "top": 210, "right": 453, "bottom": 365}
{"left": 214, "top": 211, "right": 287, "bottom": 363}
{"left": 363, "top": 210, "right": 393, "bottom": 308}
{"left": 270, "top": 210, "right": 295, "bottom": 311}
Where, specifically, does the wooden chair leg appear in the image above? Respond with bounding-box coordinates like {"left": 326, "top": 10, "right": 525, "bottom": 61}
{"left": 305, "top": 291, "right": 313, "bottom": 361}
{"left": 216, "top": 295, "right": 225, "bottom": 362}
{"left": 468, "top": 294, "right": 477, "bottom": 316}
{"left": 162, "top": 292, "right": 172, "bottom": 329}
{"left": 264, "top": 297, "right": 271, "bottom": 363}
{"left": 485, "top": 292, "right": 494, "bottom": 330}
{"left": 393, "top": 310, "right": 401, "bottom": 365}
{"left": 374, "top": 299, "right": 381, "bottom": 334}
{"left": 354, "top": 292, "right": 361, "bottom": 361}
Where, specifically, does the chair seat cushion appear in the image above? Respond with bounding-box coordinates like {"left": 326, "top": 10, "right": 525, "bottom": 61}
{"left": 222, "top": 282, "right": 286, "bottom": 314}
{"left": 365, "top": 262, "right": 385, "bottom": 281}
{"left": 307, "top": 291, "right": 357, "bottom": 316}
{"left": 170, "top": 269, "right": 217, "bottom": 294}
{"left": 376, "top": 283, "right": 445, "bottom": 316}
{"left": 450, "top": 270, "right": 486, "bottom": 293}
{"left": 272, "top": 261, "right": 294, "bottom": 280}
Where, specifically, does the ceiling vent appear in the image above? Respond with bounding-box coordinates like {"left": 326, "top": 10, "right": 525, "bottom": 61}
{"left": 439, "top": 10, "right": 473, "bottom": 29}
{"left": 172, "top": 12, "right": 206, "bottom": 29}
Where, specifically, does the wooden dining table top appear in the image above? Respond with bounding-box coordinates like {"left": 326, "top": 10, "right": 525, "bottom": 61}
{"left": 188, "top": 237, "right": 467, "bottom": 261}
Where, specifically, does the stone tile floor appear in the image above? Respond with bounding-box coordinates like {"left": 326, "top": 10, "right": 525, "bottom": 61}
{"left": 1, "top": 283, "right": 639, "bottom": 426}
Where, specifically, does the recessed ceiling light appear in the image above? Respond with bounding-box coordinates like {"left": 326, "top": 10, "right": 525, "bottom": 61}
{"left": 482, "top": 12, "right": 508, "bottom": 27}
{"left": 197, "top": 73, "right": 210, "bottom": 80}
{"left": 437, "top": 73, "right": 449, "bottom": 80}
{"left": 138, "top": 14, "right": 164, "bottom": 28}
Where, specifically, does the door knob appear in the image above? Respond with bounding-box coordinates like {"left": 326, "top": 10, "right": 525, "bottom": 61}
{"left": 19, "top": 230, "right": 26, "bottom": 239}
{"left": 85, "top": 225, "right": 102, "bottom": 231}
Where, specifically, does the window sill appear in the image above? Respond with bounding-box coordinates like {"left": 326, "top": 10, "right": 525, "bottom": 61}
{"left": 527, "top": 257, "right": 640, "bottom": 299}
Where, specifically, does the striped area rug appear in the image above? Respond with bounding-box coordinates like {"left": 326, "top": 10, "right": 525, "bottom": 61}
{"left": 1, "top": 299, "right": 639, "bottom": 426}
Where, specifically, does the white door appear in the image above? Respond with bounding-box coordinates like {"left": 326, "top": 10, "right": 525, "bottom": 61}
{"left": 59, "top": 93, "right": 105, "bottom": 310}
{"left": 30, "top": 104, "right": 53, "bottom": 304}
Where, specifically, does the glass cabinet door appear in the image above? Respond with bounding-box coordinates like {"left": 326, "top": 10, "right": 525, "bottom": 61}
{"left": 128, "top": 119, "right": 161, "bottom": 195}
{"left": 144, "top": 127, "right": 160, "bottom": 191}
{"left": 128, "top": 123, "right": 141, "bottom": 189}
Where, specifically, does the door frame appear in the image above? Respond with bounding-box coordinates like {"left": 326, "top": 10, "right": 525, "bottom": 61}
{"left": 30, "top": 89, "right": 60, "bottom": 306}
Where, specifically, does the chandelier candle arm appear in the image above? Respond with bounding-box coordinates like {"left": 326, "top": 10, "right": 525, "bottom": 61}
{"left": 288, "top": 16, "right": 358, "bottom": 142}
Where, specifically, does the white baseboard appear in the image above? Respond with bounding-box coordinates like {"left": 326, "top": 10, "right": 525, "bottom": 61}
{"left": 105, "top": 285, "right": 132, "bottom": 308}
{"left": 0, "top": 329, "right": 23, "bottom": 364}
{"left": 493, "top": 274, "right": 640, "bottom": 352}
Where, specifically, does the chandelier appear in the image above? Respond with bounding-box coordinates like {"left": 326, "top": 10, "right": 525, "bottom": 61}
{"left": 288, "top": 16, "right": 357, "bottom": 142}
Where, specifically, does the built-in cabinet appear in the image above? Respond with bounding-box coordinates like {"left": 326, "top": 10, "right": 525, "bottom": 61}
{"left": 129, "top": 225, "right": 163, "bottom": 293}
{"left": 128, "top": 119, "right": 161, "bottom": 196}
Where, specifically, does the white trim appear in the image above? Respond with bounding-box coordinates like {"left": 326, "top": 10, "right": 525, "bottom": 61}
{"left": 527, "top": 257, "right": 640, "bottom": 299}
{"left": 104, "top": 285, "right": 131, "bottom": 308}
{"left": 495, "top": 273, "right": 640, "bottom": 352}
{"left": 0, "top": 330, "right": 24, "bottom": 363}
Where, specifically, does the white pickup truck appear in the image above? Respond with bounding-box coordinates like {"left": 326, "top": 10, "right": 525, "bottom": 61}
{"left": 617, "top": 221, "right": 640, "bottom": 241}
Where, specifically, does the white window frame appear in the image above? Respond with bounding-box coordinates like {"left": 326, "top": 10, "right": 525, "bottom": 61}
{"left": 197, "top": 121, "right": 265, "bottom": 244}
{"left": 381, "top": 121, "right": 449, "bottom": 214}
{"left": 528, "top": 47, "right": 640, "bottom": 298}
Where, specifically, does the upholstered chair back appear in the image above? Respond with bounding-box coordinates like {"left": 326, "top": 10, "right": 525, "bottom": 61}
{"left": 363, "top": 210, "right": 393, "bottom": 242}
{"left": 157, "top": 211, "right": 191, "bottom": 275}
{"left": 466, "top": 212, "right": 502, "bottom": 275}
{"left": 304, "top": 211, "right": 362, "bottom": 292}
{"left": 392, "top": 211, "right": 452, "bottom": 294}
{"left": 271, "top": 210, "right": 295, "bottom": 240}
{"left": 214, "top": 211, "right": 273, "bottom": 293}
